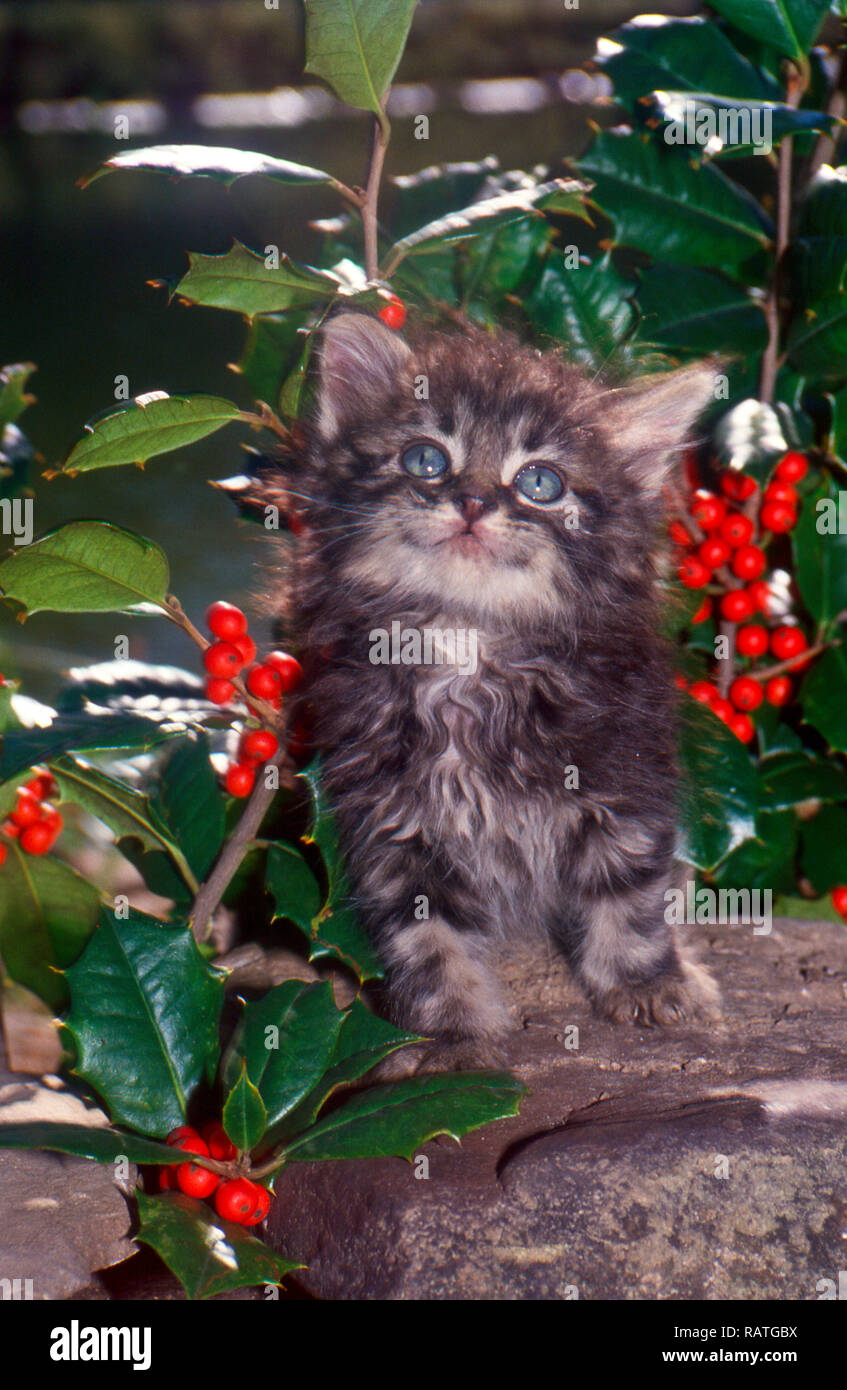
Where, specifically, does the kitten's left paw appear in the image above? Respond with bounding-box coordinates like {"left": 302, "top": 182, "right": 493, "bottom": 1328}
{"left": 595, "top": 959, "right": 721, "bottom": 1028}
{"left": 372, "top": 1038, "right": 507, "bottom": 1079}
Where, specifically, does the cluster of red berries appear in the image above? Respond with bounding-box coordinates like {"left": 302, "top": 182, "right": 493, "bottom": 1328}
{"left": 378, "top": 295, "right": 406, "bottom": 330}
{"left": 159, "top": 1123, "right": 271, "bottom": 1227}
{"left": 674, "top": 451, "right": 810, "bottom": 743}
{"left": 202, "top": 601, "right": 304, "bottom": 796}
{"left": 0, "top": 768, "right": 63, "bottom": 865}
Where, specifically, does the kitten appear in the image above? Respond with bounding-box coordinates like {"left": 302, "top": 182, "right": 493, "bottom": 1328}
{"left": 267, "top": 312, "right": 720, "bottom": 1070}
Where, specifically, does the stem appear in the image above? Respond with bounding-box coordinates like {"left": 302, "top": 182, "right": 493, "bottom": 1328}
{"left": 752, "top": 638, "right": 838, "bottom": 683}
{"left": 188, "top": 745, "right": 294, "bottom": 942}
{"left": 362, "top": 113, "right": 389, "bottom": 283}
{"left": 759, "top": 63, "right": 807, "bottom": 404}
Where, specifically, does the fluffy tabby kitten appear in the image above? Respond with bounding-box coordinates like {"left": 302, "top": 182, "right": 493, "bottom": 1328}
{"left": 265, "top": 311, "right": 720, "bottom": 1070}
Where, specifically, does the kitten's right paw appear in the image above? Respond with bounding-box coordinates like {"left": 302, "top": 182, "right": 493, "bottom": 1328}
{"left": 594, "top": 959, "right": 721, "bottom": 1028}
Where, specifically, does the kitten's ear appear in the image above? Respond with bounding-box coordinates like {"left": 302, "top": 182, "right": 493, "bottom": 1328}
{"left": 316, "top": 312, "right": 412, "bottom": 439}
{"left": 604, "top": 362, "right": 718, "bottom": 497}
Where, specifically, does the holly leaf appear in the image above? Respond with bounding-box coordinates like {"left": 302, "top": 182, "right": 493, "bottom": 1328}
{"left": 280, "top": 1071, "right": 525, "bottom": 1163}
{"left": 0, "top": 521, "right": 169, "bottom": 614}
{"left": 0, "top": 845, "right": 101, "bottom": 1011}
{"left": 800, "top": 804, "right": 847, "bottom": 892}
{"left": 222, "top": 1062, "right": 268, "bottom": 1152}
{"left": 792, "top": 480, "right": 847, "bottom": 627}
{"left": 0, "top": 1122, "right": 184, "bottom": 1165}
{"left": 523, "top": 252, "right": 637, "bottom": 371}
{"left": 576, "top": 130, "right": 771, "bottom": 280}
{"left": 235, "top": 311, "right": 313, "bottom": 406}
{"left": 150, "top": 734, "right": 226, "bottom": 882}
{"left": 800, "top": 645, "right": 847, "bottom": 752}
{"left": 304, "top": 0, "right": 419, "bottom": 132}
{"left": 679, "top": 701, "right": 757, "bottom": 870}
{"left": 0, "top": 709, "right": 185, "bottom": 782}
{"left": 635, "top": 263, "right": 769, "bottom": 356}
{"left": 757, "top": 750, "right": 847, "bottom": 810}
{"left": 174, "top": 242, "right": 339, "bottom": 320}
{"left": 711, "top": 808, "right": 797, "bottom": 893}
{"left": 593, "top": 16, "right": 779, "bottom": 110}
{"left": 383, "top": 180, "right": 589, "bottom": 276}
{"left": 265, "top": 999, "right": 422, "bottom": 1146}
{"left": 266, "top": 842, "right": 322, "bottom": 931}
{"left": 706, "top": 0, "right": 830, "bottom": 62}
{"left": 80, "top": 143, "right": 334, "bottom": 189}
{"left": 64, "top": 909, "right": 225, "bottom": 1138}
{"left": 643, "top": 92, "right": 835, "bottom": 159}
{"left": 62, "top": 393, "right": 240, "bottom": 473}
{"left": 135, "top": 1191, "right": 301, "bottom": 1301}
{"left": 225, "top": 981, "right": 345, "bottom": 1130}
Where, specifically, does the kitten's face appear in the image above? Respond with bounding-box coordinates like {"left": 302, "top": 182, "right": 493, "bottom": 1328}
{"left": 305, "top": 315, "right": 714, "bottom": 628}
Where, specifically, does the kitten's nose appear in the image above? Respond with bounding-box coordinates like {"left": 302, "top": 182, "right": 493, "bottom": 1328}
{"left": 456, "top": 494, "right": 488, "bottom": 524}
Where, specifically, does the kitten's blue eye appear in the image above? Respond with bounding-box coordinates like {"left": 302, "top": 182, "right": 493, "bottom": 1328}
{"left": 514, "top": 464, "right": 565, "bottom": 503}
{"left": 402, "top": 442, "right": 449, "bottom": 479}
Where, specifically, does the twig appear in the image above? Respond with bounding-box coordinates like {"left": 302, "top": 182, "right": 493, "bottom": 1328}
{"left": 759, "top": 62, "right": 807, "bottom": 403}
{"left": 752, "top": 638, "right": 838, "bottom": 683}
{"left": 188, "top": 745, "right": 295, "bottom": 942}
{"left": 362, "top": 113, "right": 389, "bottom": 283}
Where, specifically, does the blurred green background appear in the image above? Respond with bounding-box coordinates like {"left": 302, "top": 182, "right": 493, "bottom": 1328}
{"left": 0, "top": 0, "right": 692, "bottom": 696}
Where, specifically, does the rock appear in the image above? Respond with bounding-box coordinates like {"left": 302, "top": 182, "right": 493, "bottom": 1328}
{"left": 268, "top": 918, "right": 847, "bottom": 1299}
{"left": 0, "top": 1038, "right": 135, "bottom": 1300}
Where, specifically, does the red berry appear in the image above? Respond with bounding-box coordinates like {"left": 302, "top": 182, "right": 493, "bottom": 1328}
{"left": 287, "top": 717, "right": 310, "bottom": 762}
{"left": 719, "top": 513, "right": 755, "bottom": 548}
{"left": 730, "top": 676, "right": 764, "bottom": 711}
{"left": 206, "top": 601, "right": 248, "bottom": 642}
{"left": 24, "top": 771, "right": 56, "bottom": 800}
{"left": 0, "top": 843, "right": 6, "bottom": 867}
{"left": 689, "top": 681, "right": 719, "bottom": 705}
{"left": 172, "top": 1135, "right": 210, "bottom": 1158}
{"left": 19, "top": 822, "right": 53, "bottom": 855}
{"left": 719, "top": 589, "right": 754, "bottom": 623}
{"left": 691, "top": 597, "right": 712, "bottom": 624}
{"left": 759, "top": 501, "right": 797, "bottom": 533}
{"left": 831, "top": 886, "right": 847, "bottom": 919}
{"left": 711, "top": 698, "right": 733, "bottom": 723}
{"left": 2, "top": 821, "right": 20, "bottom": 839}
{"left": 215, "top": 1178, "right": 257, "bottom": 1225}
{"left": 747, "top": 579, "right": 772, "bottom": 614}
{"left": 241, "top": 729, "right": 279, "bottom": 762}
{"left": 243, "top": 1183, "right": 271, "bottom": 1226}
{"left": 735, "top": 624, "right": 768, "bottom": 658}
{"left": 678, "top": 556, "right": 711, "bottom": 589}
{"left": 731, "top": 544, "right": 766, "bottom": 581}
{"left": 264, "top": 651, "right": 303, "bottom": 693}
{"left": 225, "top": 762, "right": 256, "bottom": 798}
{"left": 720, "top": 471, "right": 757, "bottom": 501}
{"left": 11, "top": 790, "right": 42, "bottom": 828}
{"left": 204, "top": 641, "right": 244, "bottom": 679}
{"left": 158, "top": 1167, "right": 178, "bottom": 1191}
{"left": 674, "top": 673, "right": 687, "bottom": 690}
{"left": 40, "top": 805, "right": 63, "bottom": 835}
{"left": 246, "top": 664, "right": 283, "bottom": 701}
{"left": 201, "top": 1121, "right": 238, "bottom": 1162}
{"left": 167, "top": 1126, "right": 200, "bottom": 1146}
{"left": 232, "top": 633, "right": 257, "bottom": 665}
{"left": 764, "top": 481, "right": 798, "bottom": 508}
{"left": 698, "top": 538, "right": 731, "bottom": 570}
{"left": 177, "top": 1160, "right": 219, "bottom": 1199}
{"left": 205, "top": 677, "right": 236, "bottom": 706}
{"left": 774, "top": 451, "right": 808, "bottom": 483}
{"left": 729, "top": 713, "right": 755, "bottom": 743}
{"left": 770, "top": 626, "right": 807, "bottom": 660}
{"left": 765, "top": 676, "right": 793, "bottom": 706}
{"left": 378, "top": 298, "right": 407, "bottom": 330}
{"left": 669, "top": 520, "right": 693, "bottom": 547}
{"left": 690, "top": 491, "right": 725, "bottom": 530}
